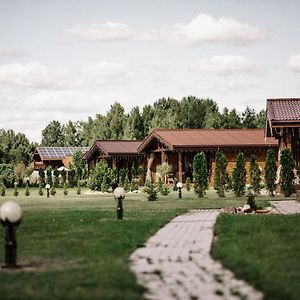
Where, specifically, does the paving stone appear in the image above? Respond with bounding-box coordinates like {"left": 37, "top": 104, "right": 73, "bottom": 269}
{"left": 130, "top": 209, "right": 263, "bottom": 300}
{"left": 270, "top": 200, "right": 300, "bottom": 214}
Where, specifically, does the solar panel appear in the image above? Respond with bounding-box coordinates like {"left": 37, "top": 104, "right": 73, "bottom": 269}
{"left": 37, "top": 147, "right": 90, "bottom": 160}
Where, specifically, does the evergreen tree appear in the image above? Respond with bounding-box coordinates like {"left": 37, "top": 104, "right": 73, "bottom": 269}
{"left": 280, "top": 149, "right": 295, "bottom": 197}
{"left": 38, "top": 167, "right": 45, "bottom": 185}
{"left": 193, "top": 152, "right": 208, "bottom": 198}
{"left": 250, "top": 155, "right": 262, "bottom": 194}
{"left": 101, "top": 175, "right": 108, "bottom": 192}
{"left": 38, "top": 182, "right": 44, "bottom": 196}
{"left": 63, "top": 183, "right": 68, "bottom": 195}
{"left": 185, "top": 177, "right": 191, "bottom": 191}
{"left": 264, "top": 149, "right": 277, "bottom": 197}
{"left": 144, "top": 181, "right": 158, "bottom": 201}
{"left": 173, "top": 177, "right": 178, "bottom": 191}
{"left": 157, "top": 177, "right": 163, "bottom": 193}
{"left": 53, "top": 169, "right": 59, "bottom": 187}
{"left": 0, "top": 183, "right": 5, "bottom": 196}
{"left": 242, "top": 106, "right": 257, "bottom": 128}
{"left": 46, "top": 166, "right": 52, "bottom": 185}
{"left": 41, "top": 120, "right": 65, "bottom": 146}
{"left": 232, "top": 152, "right": 246, "bottom": 197}
{"left": 214, "top": 151, "right": 228, "bottom": 197}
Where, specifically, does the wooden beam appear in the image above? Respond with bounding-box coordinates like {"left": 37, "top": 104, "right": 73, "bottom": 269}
{"left": 178, "top": 151, "right": 183, "bottom": 182}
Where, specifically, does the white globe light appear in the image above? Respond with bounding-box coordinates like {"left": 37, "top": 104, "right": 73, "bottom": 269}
{"left": 45, "top": 184, "right": 50, "bottom": 189}
{"left": 0, "top": 201, "right": 22, "bottom": 223}
{"left": 114, "top": 187, "right": 125, "bottom": 199}
{"left": 177, "top": 182, "right": 183, "bottom": 188}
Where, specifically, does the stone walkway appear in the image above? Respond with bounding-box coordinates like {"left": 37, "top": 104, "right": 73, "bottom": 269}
{"left": 130, "top": 210, "right": 263, "bottom": 300}
{"left": 270, "top": 200, "right": 300, "bottom": 214}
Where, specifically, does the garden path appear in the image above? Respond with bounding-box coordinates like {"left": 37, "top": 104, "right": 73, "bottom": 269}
{"left": 271, "top": 200, "right": 300, "bottom": 214}
{"left": 130, "top": 209, "right": 263, "bottom": 300}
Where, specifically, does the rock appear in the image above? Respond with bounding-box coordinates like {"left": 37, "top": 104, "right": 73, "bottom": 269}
{"left": 242, "top": 204, "right": 251, "bottom": 213}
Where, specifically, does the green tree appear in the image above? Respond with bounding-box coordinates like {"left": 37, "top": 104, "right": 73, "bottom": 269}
{"left": 193, "top": 152, "right": 208, "bottom": 197}
{"left": 64, "top": 121, "right": 83, "bottom": 146}
{"left": 232, "top": 152, "right": 246, "bottom": 197}
{"left": 38, "top": 167, "right": 45, "bottom": 185}
{"left": 123, "top": 106, "right": 144, "bottom": 140}
{"left": 25, "top": 183, "right": 30, "bottom": 196}
{"left": 214, "top": 151, "right": 228, "bottom": 197}
{"left": 264, "top": 149, "right": 277, "bottom": 197}
{"left": 220, "top": 108, "right": 242, "bottom": 129}
{"left": 46, "top": 166, "right": 52, "bottom": 185}
{"left": 250, "top": 155, "right": 262, "bottom": 194}
{"left": 185, "top": 177, "right": 191, "bottom": 191}
{"left": 280, "top": 149, "right": 295, "bottom": 197}
{"left": 156, "top": 162, "right": 172, "bottom": 184}
{"left": 242, "top": 106, "right": 257, "bottom": 128}
{"left": 106, "top": 102, "right": 126, "bottom": 140}
{"left": 41, "top": 120, "right": 65, "bottom": 146}
{"left": 72, "top": 150, "right": 86, "bottom": 181}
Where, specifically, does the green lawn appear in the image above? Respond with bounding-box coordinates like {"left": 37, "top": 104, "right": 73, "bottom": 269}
{"left": 0, "top": 187, "right": 297, "bottom": 300}
{"left": 212, "top": 214, "right": 300, "bottom": 300}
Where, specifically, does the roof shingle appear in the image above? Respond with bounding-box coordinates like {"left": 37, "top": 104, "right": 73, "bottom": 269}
{"left": 267, "top": 98, "right": 300, "bottom": 122}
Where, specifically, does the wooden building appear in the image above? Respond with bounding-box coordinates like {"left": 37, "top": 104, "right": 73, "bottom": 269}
{"left": 83, "top": 140, "right": 146, "bottom": 171}
{"left": 266, "top": 98, "right": 300, "bottom": 170}
{"left": 138, "top": 129, "right": 278, "bottom": 184}
{"left": 33, "top": 147, "right": 89, "bottom": 170}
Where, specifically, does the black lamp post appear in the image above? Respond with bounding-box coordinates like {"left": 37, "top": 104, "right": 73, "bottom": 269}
{"left": 114, "top": 187, "right": 125, "bottom": 220}
{"left": 177, "top": 182, "right": 183, "bottom": 198}
{"left": 45, "top": 184, "right": 50, "bottom": 198}
{"left": 0, "top": 201, "right": 22, "bottom": 268}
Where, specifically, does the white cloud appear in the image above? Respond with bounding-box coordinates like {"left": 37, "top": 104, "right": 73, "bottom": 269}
{"left": 82, "top": 62, "right": 128, "bottom": 85}
{"left": 64, "top": 22, "right": 134, "bottom": 41}
{"left": 193, "top": 55, "right": 256, "bottom": 75}
{"left": 288, "top": 54, "right": 300, "bottom": 72}
{"left": 0, "top": 48, "right": 26, "bottom": 58}
{"left": 162, "top": 13, "right": 267, "bottom": 46}
{"left": 0, "top": 62, "right": 81, "bottom": 90}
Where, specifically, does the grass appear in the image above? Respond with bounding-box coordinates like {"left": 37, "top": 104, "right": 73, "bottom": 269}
{"left": 212, "top": 214, "right": 300, "bottom": 300}
{"left": 0, "top": 187, "right": 297, "bottom": 299}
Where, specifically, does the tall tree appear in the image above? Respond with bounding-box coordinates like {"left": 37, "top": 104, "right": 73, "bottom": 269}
{"left": 280, "top": 149, "right": 295, "bottom": 197}
{"left": 255, "top": 109, "right": 266, "bottom": 128}
{"left": 220, "top": 108, "right": 242, "bottom": 128}
{"left": 232, "top": 152, "right": 246, "bottom": 197}
{"left": 106, "top": 102, "right": 126, "bottom": 140}
{"left": 193, "top": 152, "right": 208, "bottom": 197}
{"left": 264, "top": 149, "right": 277, "bottom": 197}
{"left": 41, "top": 120, "right": 65, "bottom": 146}
{"left": 214, "top": 151, "right": 228, "bottom": 197}
{"left": 64, "top": 121, "right": 83, "bottom": 146}
{"left": 242, "top": 106, "right": 257, "bottom": 128}
{"left": 123, "top": 106, "right": 144, "bottom": 140}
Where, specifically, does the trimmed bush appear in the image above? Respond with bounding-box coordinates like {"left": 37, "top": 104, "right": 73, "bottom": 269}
{"left": 193, "top": 152, "right": 208, "bottom": 198}
{"left": 264, "top": 149, "right": 277, "bottom": 197}
{"left": 280, "top": 149, "right": 295, "bottom": 197}
{"left": 232, "top": 152, "right": 246, "bottom": 197}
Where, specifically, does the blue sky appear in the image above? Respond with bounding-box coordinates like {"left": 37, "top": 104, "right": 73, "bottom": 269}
{"left": 0, "top": 0, "right": 300, "bottom": 142}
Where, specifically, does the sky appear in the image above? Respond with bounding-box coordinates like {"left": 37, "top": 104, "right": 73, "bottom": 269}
{"left": 0, "top": 0, "right": 300, "bottom": 143}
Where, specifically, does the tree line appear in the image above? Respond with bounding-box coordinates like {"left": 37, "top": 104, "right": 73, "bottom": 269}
{"left": 0, "top": 96, "right": 266, "bottom": 184}
{"left": 41, "top": 96, "right": 266, "bottom": 147}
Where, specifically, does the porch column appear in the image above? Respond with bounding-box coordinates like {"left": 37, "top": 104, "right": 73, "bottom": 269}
{"left": 178, "top": 151, "right": 183, "bottom": 182}
{"left": 161, "top": 151, "right": 167, "bottom": 163}
{"left": 112, "top": 158, "right": 117, "bottom": 170}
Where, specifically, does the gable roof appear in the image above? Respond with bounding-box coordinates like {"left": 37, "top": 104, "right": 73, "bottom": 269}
{"left": 267, "top": 98, "right": 300, "bottom": 123}
{"left": 34, "top": 147, "right": 89, "bottom": 160}
{"left": 83, "top": 140, "right": 144, "bottom": 160}
{"left": 138, "top": 129, "right": 277, "bottom": 152}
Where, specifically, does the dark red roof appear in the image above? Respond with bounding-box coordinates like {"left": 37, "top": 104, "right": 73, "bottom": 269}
{"left": 138, "top": 129, "right": 277, "bottom": 152}
{"left": 83, "top": 140, "right": 144, "bottom": 160}
{"left": 267, "top": 98, "right": 300, "bottom": 122}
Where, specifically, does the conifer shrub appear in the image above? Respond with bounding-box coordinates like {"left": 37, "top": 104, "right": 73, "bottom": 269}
{"left": 0, "top": 184, "right": 5, "bottom": 197}
{"left": 161, "top": 186, "right": 170, "bottom": 196}
{"left": 144, "top": 181, "right": 158, "bottom": 201}
{"left": 185, "top": 177, "right": 191, "bottom": 191}
{"left": 193, "top": 152, "right": 208, "bottom": 198}
{"left": 232, "top": 152, "right": 246, "bottom": 197}
{"left": 214, "top": 151, "right": 228, "bottom": 197}
{"left": 101, "top": 176, "right": 108, "bottom": 192}
{"left": 130, "top": 179, "right": 139, "bottom": 192}
{"left": 280, "top": 149, "right": 295, "bottom": 197}
{"left": 38, "top": 182, "right": 44, "bottom": 196}
{"left": 63, "top": 183, "right": 68, "bottom": 196}
{"left": 264, "top": 149, "right": 277, "bottom": 197}
{"left": 123, "top": 174, "right": 130, "bottom": 192}
{"left": 249, "top": 155, "right": 262, "bottom": 194}
{"left": 157, "top": 177, "right": 163, "bottom": 193}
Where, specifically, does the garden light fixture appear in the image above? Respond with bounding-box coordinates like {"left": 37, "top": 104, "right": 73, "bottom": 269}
{"left": 114, "top": 187, "right": 125, "bottom": 220}
{"left": 177, "top": 181, "right": 183, "bottom": 198}
{"left": 0, "top": 201, "right": 22, "bottom": 268}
